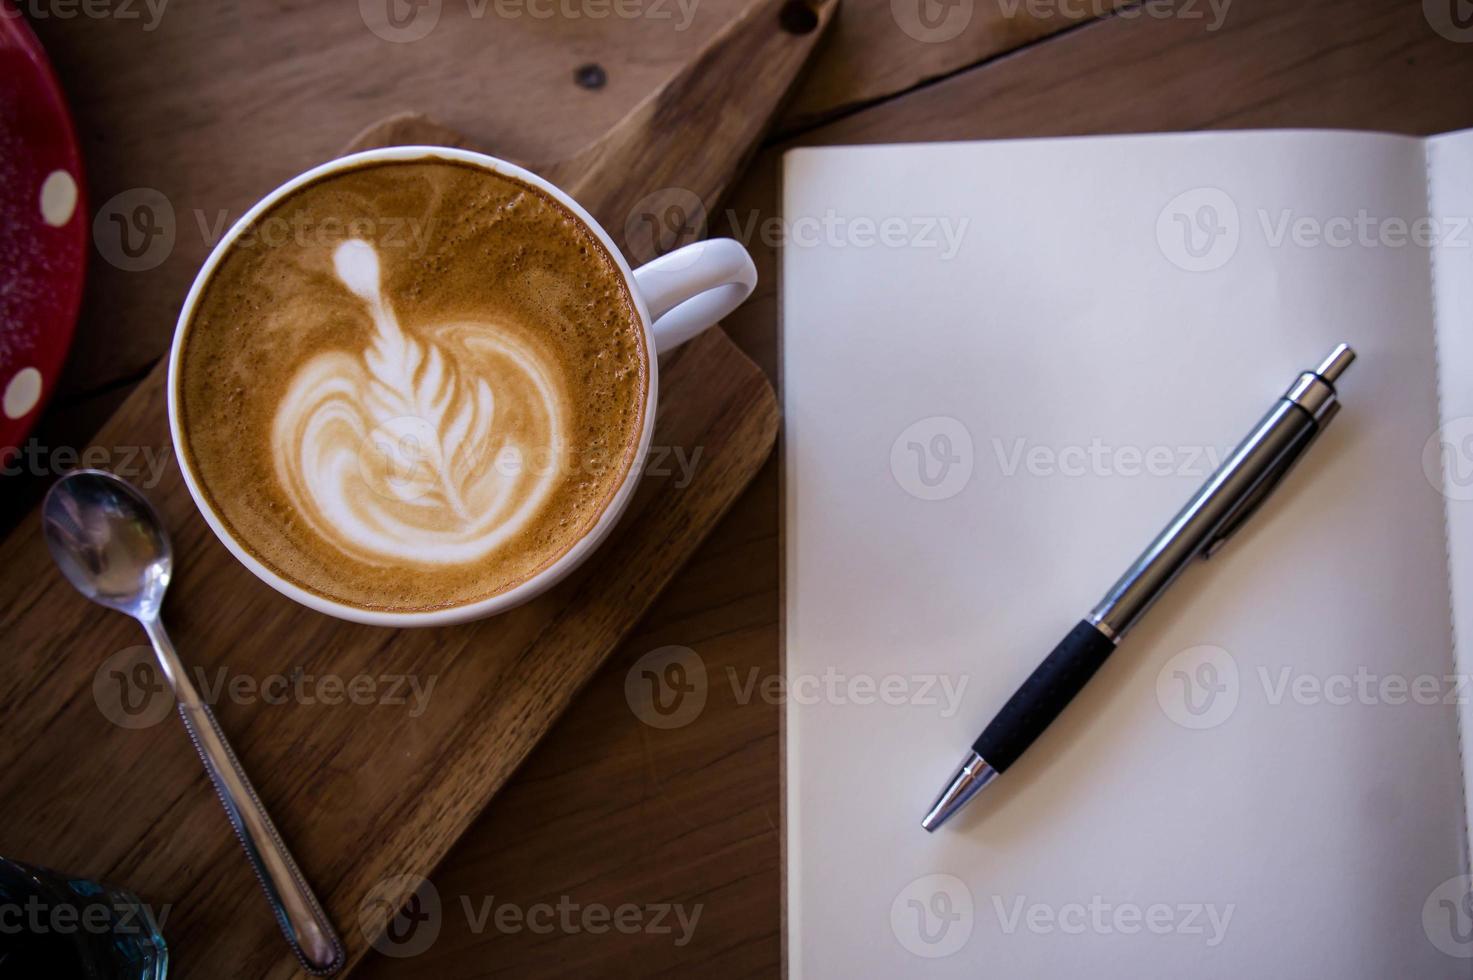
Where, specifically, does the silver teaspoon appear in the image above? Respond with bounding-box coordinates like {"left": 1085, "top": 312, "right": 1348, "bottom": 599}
{"left": 42, "top": 470, "right": 344, "bottom": 976}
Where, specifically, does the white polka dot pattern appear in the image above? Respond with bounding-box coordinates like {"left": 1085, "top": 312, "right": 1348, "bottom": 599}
{"left": 3, "top": 367, "right": 42, "bottom": 419}
{"left": 39, "top": 170, "right": 77, "bottom": 227}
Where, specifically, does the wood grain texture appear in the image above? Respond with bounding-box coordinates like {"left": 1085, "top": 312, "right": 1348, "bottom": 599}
{"left": 779, "top": 0, "right": 1127, "bottom": 129}
{"left": 0, "top": 0, "right": 837, "bottom": 973}
{"left": 345, "top": 0, "right": 1473, "bottom": 976}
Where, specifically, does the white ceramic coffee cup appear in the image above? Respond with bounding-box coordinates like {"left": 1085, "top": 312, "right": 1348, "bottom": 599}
{"left": 167, "top": 146, "right": 757, "bottom": 628}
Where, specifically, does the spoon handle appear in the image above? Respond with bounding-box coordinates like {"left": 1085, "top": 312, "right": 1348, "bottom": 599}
{"left": 142, "top": 617, "right": 345, "bottom": 975}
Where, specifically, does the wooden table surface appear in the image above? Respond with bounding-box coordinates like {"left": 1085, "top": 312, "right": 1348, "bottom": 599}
{"left": 12, "top": 0, "right": 1473, "bottom": 975}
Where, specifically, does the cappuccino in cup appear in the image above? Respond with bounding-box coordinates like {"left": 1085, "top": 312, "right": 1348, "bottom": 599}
{"left": 171, "top": 152, "right": 744, "bottom": 623}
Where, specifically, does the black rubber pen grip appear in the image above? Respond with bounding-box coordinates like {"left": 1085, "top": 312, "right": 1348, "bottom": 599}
{"left": 972, "top": 620, "right": 1117, "bottom": 772}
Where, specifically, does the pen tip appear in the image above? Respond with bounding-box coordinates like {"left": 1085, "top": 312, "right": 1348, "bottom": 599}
{"left": 920, "top": 751, "right": 998, "bottom": 832}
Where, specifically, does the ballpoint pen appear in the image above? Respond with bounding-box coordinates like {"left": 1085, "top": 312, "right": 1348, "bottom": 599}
{"left": 921, "top": 343, "right": 1356, "bottom": 832}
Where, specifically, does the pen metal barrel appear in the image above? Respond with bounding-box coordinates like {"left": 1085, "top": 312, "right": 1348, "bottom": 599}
{"left": 1085, "top": 400, "right": 1315, "bottom": 639}
{"left": 1087, "top": 345, "right": 1351, "bottom": 641}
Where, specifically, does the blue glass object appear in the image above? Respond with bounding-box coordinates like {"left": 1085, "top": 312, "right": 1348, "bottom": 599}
{"left": 0, "top": 858, "right": 167, "bottom": 978}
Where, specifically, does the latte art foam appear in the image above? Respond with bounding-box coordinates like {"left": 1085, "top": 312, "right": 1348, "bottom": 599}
{"left": 175, "top": 160, "right": 648, "bottom": 612}
{"left": 272, "top": 239, "right": 566, "bottom": 565}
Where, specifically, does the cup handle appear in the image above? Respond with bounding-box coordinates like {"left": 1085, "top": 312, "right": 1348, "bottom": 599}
{"left": 630, "top": 238, "right": 757, "bottom": 355}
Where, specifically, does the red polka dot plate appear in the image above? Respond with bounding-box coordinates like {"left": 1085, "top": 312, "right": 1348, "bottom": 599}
{"left": 0, "top": 2, "right": 85, "bottom": 449}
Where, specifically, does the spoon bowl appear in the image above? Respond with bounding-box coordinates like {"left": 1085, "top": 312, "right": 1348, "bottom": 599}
{"left": 42, "top": 469, "right": 172, "bottom": 618}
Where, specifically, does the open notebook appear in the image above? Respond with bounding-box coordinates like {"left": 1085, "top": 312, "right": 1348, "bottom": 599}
{"left": 781, "top": 129, "right": 1473, "bottom": 978}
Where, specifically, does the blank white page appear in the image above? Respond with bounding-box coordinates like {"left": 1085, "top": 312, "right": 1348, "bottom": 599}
{"left": 782, "top": 131, "right": 1465, "bottom": 979}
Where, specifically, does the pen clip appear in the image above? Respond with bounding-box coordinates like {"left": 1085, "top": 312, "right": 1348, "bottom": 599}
{"left": 1202, "top": 402, "right": 1334, "bottom": 559}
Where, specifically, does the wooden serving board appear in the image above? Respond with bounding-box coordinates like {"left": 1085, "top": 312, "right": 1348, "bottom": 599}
{"left": 0, "top": 0, "right": 832, "bottom": 975}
